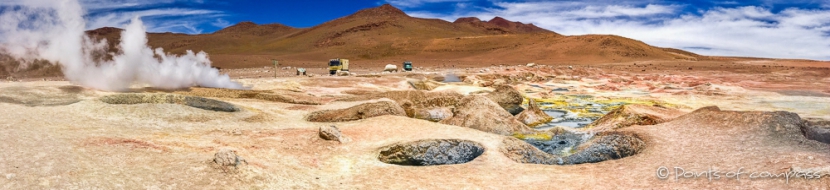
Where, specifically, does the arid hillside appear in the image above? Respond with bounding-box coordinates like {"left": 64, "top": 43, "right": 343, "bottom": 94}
{"left": 82, "top": 4, "right": 703, "bottom": 69}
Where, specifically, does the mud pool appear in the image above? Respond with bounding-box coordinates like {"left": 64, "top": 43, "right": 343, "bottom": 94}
{"left": 528, "top": 95, "right": 675, "bottom": 130}
{"left": 522, "top": 133, "right": 587, "bottom": 156}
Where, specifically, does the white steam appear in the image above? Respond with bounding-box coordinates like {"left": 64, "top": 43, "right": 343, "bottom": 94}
{"left": 0, "top": 0, "right": 244, "bottom": 91}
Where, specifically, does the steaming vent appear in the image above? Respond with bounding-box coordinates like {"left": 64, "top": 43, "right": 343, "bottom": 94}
{"left": 0, "top": 0, "right": 246, "bottom": 91}
{"left": 443, "top": 73, "right": 461, "bottom": 82}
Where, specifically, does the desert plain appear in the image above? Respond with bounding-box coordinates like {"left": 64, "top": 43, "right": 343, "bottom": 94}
{"left": 1, "top": 57, "right": 830, "bottom": 189}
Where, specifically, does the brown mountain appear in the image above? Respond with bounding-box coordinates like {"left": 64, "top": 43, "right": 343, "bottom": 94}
{"left": 81, "top": 4, "right": 702, "bottom": 69}
{"left": 453, "top": 16, "right": 552, "bottom": 34}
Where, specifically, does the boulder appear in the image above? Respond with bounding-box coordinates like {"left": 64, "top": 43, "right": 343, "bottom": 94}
{"left": 378, "top": 139, "right": 484, "bottom": 166}
{"left": 319, "top": 125, "right": 343, "bottom": 142}
{"left": 515, "top": 99, "right": 554, "bottom": 127}
{"left": 668, "top": 106, "right": 812, "bottom": 142}
{"left": 484, "top": 85, "right": 525, "bottom": 115}
{"left": 214, "top": 148, "right": 247, "bottom": 167}
{"left": 384, "top": 64, "right": 398, "bottom": 72}
{"left": 440, "top": 95, "right": 533, "bottom": 135}
{"left": 500, "top": 137, "right": 561, "bottom": 165}
{"left": 306, "top": 100, "right": 406, "bottom": 122}
{"left": 802, "top": 119, "right": 830, "bottom": 144}
{"left": 563, "top": 132, "right": 645, "bottom": 164}
{"left": 412, "top": 107, "right": 454, "bottom": 122}
{"left": 585, "top": 104, "right": 686, "bottom": 132}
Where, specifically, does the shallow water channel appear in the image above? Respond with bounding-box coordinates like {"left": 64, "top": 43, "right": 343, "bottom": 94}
{"left": 528, "top": 95, "right": 668, "bottom": 130}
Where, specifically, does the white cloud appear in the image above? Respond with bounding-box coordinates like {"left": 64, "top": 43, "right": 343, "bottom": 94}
{"left": 211, "top": 18, "right": 231, "bottom": 28}
{"left": 385, "top": 0, "right": 470, "bottom": 8}
{"left": 69, "top": 0, "right": 221, "bottom": 34}
{"left": 403, "top": 1, "right": 830, "bottom": 60}
{"left": 489, "top": 1, "right": 678, "bottom": 19}
{"left": 84, "top": 8, "right": 221, "bottom": 34}
{"left": 79, "top": 0, "right": 205, "bottom": 12}
{"left": 149, "top": 20, "right": 204, "bottom": 34}
{"left": 79, "top": 0, "right": 174, "bottom": 11}
{"left": 86, "top": 9, "right": 219, "bottom": 28}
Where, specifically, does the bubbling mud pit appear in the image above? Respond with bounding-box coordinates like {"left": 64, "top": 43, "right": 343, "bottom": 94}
{"left": 503, "top": 132, "right": 646, "bottom": 165}
{"left": 99, "top": 94, "right": 240, "bottom": 112}
{"left": 0, "top": 86, "right": 86, "bottom": 106}
{"left": 308, "top": 84, "right": 652, "bottom": 166}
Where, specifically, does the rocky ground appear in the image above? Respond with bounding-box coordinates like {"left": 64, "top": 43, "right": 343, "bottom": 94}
{"left": 0, "top": 60, "right": 829, "bottom": 189}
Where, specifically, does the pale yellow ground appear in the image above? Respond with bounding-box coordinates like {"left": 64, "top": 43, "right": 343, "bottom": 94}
{"left": 0, "top": 72, "right": 828, "bottom": 189}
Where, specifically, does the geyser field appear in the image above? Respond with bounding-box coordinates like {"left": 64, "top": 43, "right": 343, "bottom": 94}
{"left": 2, "top": 63, "right": 830, "bottom": 189}
{"left": 1, "top": 0, "right": 830, "bottom": 189}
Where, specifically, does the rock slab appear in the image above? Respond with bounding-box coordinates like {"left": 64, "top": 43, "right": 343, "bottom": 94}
{"left": 378, "top": 139, "right": 484, "bottom": 166}
{"left": 306, "top": 101, "right": 406, "bottom": 122}
{"left": 319, "top": 125, "right": 343, "bottom": 142}
{"left": 485, "top": 85, "right": 525, "bottom": 115}
{"left": 802, "top": 120, "right": 830, "bottom": 144}
{"left": 440, "top": 95, "right": 532, "bottom": 135}
{"left": 516, "top": 99, "right": 554, "bottom": 127}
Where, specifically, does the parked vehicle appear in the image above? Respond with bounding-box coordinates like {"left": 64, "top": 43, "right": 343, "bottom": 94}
{"left": 328, "top": 58, "right": 349, "bottom": 75}
{"left": 402, "top": 61, "right": 413, "bottom": 72}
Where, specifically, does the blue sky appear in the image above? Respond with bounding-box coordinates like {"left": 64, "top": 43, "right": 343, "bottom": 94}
{"left": 4, "top": 0, "right": 830, "bottom": 60}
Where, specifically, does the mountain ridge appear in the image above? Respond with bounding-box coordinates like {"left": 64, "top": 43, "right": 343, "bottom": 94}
{"left": 83, "top": 4, "right": 705, "bottom": 69}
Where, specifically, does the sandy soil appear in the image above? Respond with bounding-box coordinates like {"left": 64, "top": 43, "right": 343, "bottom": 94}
{"left": 0, "top": 60, "right": 829, "bottom": 189}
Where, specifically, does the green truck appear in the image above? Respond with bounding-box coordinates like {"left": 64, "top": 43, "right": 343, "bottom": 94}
{"left": 402, "top": 61, "right": 413, "bottom": 72}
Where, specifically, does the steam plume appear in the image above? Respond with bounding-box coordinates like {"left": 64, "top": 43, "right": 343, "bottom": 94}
{"left": 0, "top": 0, "right": 244, "bottom": 91}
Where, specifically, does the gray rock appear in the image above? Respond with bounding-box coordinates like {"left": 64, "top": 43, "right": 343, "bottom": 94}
{"left": 184, "top": 96, "right": 240, "bottom": 112}
{"left": 563, "top": 132, "right": 645, "bottom": 164}
{"left": 378, "top": 139, "right": 484, "bottom": 166}
{"left": 319, "top": 125, "right": 343, "bottom": 142}
{"left": 214, "top": 148, "right": 247, "bottom": 167}
{"left": 802, "top": 120, "right": 830, "bottom": 144}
